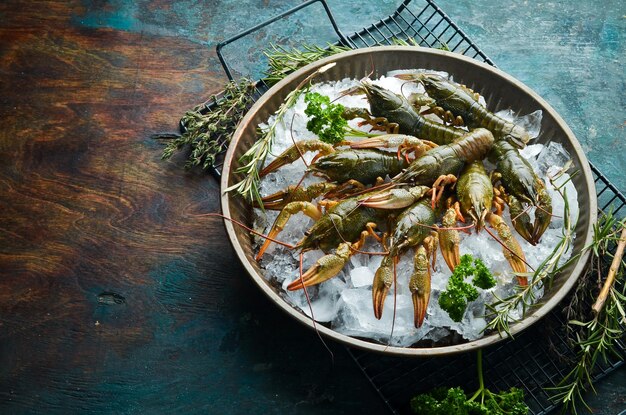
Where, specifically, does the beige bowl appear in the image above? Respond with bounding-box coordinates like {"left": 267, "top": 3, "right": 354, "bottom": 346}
{"left": 221, "top": 46, "right": 596, "bottom": 356}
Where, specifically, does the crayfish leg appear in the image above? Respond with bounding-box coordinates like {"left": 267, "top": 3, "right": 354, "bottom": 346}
{"left": 255, "top": 201, "right": 321, "bottom": 261}
{"left": 430, "top": 174, "right": 457, "bottom": 209}
{"left": 486, "top": 212, "right": 528, "bottom": 286}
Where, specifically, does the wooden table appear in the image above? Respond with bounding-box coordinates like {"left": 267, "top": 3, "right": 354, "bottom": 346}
{"left": 0, "top": 1, "right": 393, "bottom": 413}
{"left": 1, "top": 1, "right": 623, "bottom": 413}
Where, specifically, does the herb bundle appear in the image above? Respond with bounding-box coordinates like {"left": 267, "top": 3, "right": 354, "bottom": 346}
{"left": 156, "top": 43, "right": 349, "bottom": 178}
{"left": 158, "top": 79, "right": 256, "bottom": 170}
{"left": 547, "top": 213, "right": 626, "bottom": 414}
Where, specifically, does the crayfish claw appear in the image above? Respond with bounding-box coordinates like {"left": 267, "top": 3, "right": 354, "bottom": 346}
{"left": 410, "top": 244, "right": 432, "bottom": 328}
{"left": 506, "top": 194, "right": 535, "bottom": 245}
{"left": 256, "top": 201, "right": 322, "bottom": 261}
{"left": 360, "top": 185, "right": 430, "bottom": 209}
{"left": 486, "top": 213, "right": 528, "bottom": 286}
{"left": 286, "top": 242, "right": 351, "bottom": 291}
{"left": 438, "top": 208, "right": 461, "bottom": 272}
{"left": 372, "top": 256, "right": 394, "bottom": 319}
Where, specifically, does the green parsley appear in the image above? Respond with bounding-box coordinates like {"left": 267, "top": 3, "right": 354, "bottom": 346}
{"left": 473, "top": 258, "right": 497, "bottom": 289}
{"left": 410, "top": 351, "right": 529, "bottom": 415}
{"left": 411, "top": 386, "right": 528, "bottom": 415}
{"left": 438, "top": 254, "right": 496, "bottom": 322}
{"left": 304, "top": 92, "right": 348, "bottom": 144}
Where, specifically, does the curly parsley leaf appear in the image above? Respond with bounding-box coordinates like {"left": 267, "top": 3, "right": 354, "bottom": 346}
{"left": 438, "top": 254, "right": 495, "bottom": 322}
{"left": 304, "top": 92, "right": 348, "bottom": 144}
{"left": 473, "top": 258, "right": 497, "bottom": 290}
{"left": 410, "top": 386, "right": 528, "bottom": 415}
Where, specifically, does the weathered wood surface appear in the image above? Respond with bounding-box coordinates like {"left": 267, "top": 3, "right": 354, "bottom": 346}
{"left": 0, "top": 1, "right": 387, "bottom": 413}
{"left": 1, "top": 0, "right": 624, "bottom": 413}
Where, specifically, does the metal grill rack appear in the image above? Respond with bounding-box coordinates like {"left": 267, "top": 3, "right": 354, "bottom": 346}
{"left": 182, "top": 0, "right": 625, "bottom": 413}
{"left": 348, "top": 164, "right": 626, "bottom": 415}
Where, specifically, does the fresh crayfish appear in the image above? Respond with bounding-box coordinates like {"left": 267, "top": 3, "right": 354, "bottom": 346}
{"left": 490, "top": 140, "right": 553, "bottom": 245}
{"left": 359, "top": 187, "right": 468, "bottom": 326}
{"left": 360, "top": 195, "right": 447, "bottom": 328}
{"left": 456, "top": 161, "right": 493, "bottom": 231}
{"left": 346, "top": 79, "right": 466, "bottom": 145}
{"left": 393, "top": 72, "right": 531, "bottom": 149}
{"left": 453, "top": 160, "right": 529, "bottom": 284}
{"left": 354, "top": 128, "right": 495, "bottom": 207}
{"left": 390, "top": 127, "right": 494, "bottom": 187}
{"left": 256, "top": 186, "right": 431, "bottom": 291}
{"left": 257, "top": 137, "right": 436, "bottom": 209}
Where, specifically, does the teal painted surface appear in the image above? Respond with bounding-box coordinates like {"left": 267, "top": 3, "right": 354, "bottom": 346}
{"left": 436, "top": 0, "right": 625, "bottom": 193}
{"left": 72, "top": 0, "right": 625, "bottom": 193}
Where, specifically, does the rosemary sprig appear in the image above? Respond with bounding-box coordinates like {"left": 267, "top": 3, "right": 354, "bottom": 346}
{"left": 391, "top": 37, "right": 450, "bottom": 51}
{"left": 156, "top": 43, "right": 349, "bottom": 177}
{"left": 263, "top": 43, "right": 350, "bottom": 86}
{"left": 224, "top": 63, "right": 338, "bottom": 206}
{"left": 391, "top": 37, "right": 419, "bottom": 46}
{"left": 485, "top": 167, "right": 577, "bottom": 337}
{"left": 547, "top": 214, "right": 626, "bottom": 414}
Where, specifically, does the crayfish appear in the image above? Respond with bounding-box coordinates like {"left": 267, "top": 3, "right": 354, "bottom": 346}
{"left": 252, "top": 77, "right": 555, "bottom": 331}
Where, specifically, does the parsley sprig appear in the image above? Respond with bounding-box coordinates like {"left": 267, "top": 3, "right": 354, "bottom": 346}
{"left": 410, "top": 350, "right": 529, "bottom": 414}
{"left": 303, "top": 91, "right": 380, "bottom": 144}
{"left": 304, "top": 92, "right": 348, "bottom": 144}
{"left": 438, "top": 254, "right": 496, "bottom": 322}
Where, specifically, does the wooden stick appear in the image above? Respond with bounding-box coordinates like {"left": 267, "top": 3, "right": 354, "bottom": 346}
{"left": 592, "top": 224, "right": 626, "bottom": 315}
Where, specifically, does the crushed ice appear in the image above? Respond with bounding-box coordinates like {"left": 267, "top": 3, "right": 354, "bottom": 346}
{"left": 253, "top": 73, "right": 577, "bottom": 347}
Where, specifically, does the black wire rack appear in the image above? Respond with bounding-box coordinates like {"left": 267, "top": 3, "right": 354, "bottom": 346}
{"left": 181, "top": 0, "right": 625, "bottom": 413}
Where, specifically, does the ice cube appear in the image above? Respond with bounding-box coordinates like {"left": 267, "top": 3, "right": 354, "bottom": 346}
{"left": 517, "top": 110, "right": 543, "bottom": 139}
{"left": 333, "top": 287, "right": 426, "bottom": 347}
{"left": 536, "top": 142, "right": 571, "bottom": 176}
{"left": 495, "top": 108, "right": 516, "bottom": 122}
{"left": 351, "top": 266, "right": 374, "bottom": 288}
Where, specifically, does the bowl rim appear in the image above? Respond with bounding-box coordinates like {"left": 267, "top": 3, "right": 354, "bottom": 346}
{"left": 220, "top": 46, "right": 597, "bottom": 356}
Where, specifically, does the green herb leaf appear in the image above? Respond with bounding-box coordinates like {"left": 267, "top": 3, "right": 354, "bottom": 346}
{"left": 438, "top": 254, "right": 493, "bottom": 322}
{"left": 473, "top": 257, "right": 497, "bottom": 289}
{"left": 410, "top": 386, "right": 527, "bottom": 415}
{"left": 304, "top": 92, "right": 348, "bottom": 144}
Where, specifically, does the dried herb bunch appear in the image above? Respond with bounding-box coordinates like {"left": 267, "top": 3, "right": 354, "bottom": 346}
{"left": 156, "top": 43, "right": 349, "bottom": 173}
{"left": 159, "top": 79, "right": 256, "bottom": 170}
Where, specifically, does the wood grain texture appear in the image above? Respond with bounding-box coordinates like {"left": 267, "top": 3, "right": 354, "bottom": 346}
{"left": 0, "top": 1, "right": 388, "bottom": 413}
